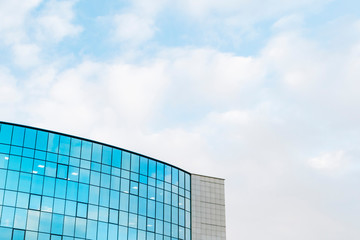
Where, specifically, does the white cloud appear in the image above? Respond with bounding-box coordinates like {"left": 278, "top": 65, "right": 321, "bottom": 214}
{"left": 308, "top": 150, "right": 347, "bottom": 170}
{"left": 35, "top": 0, "right": 82, "bottom": 42}
{"left": 11, "top": 43, "right": 41, "bottom": 68}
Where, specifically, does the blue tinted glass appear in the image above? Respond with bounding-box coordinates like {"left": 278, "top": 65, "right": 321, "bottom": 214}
{"left": 165, "top": 165, "right": 171, "bottom": 183}
{"left": 31, "top": 175, "right": 44, "bottom": 195}
{"left": 148, "top": 160, "right": 156, "bottom": 178}
{"left": 110, "top": 190, "right": 119, "bottom": 209}
{"left": 36, "top": 131, "right": 48, "bottom": 151}
{"left": 57, "top": 164, "right": 68, "bottom": 179}
{"left": 51, "top": 214, "right": 64, "bottom": 235}
{"left": 21, "top": 157, "right": 33, "bottom": 173}
{"left": 179, "top": 171, "right": 185, "bottom": 188}
{"left": 122, "top": 151, "right": 130, "bottom": 170}
{"left": 59, "top": 136, "right": 70, "bottom": 155}
{"left": 1, "top": 206, "right": 15, "bottom": 226}
{"left": 70, "top": 138, "right": 81, "bottom": 158}
{"left": 55, "top": 179, "right": 67, "bottom": 198}
{"left": 129, "top": 195, "right": 138, "bottom": 213}
{"left": 102, "top": 146, "right": 112, "bottom": 165}
{"left": 139, "top": 197, "right": 147, "bottom": 216}
{"left": 139, "top": 157, "right": 148, "bottom": 175}
{"left": 185, "top": 173, "right": 190, "bottom": 191}
{"left": 8, "top": 155, "right": 21, "bottom": 171}
{"left": 92, "top": 143, "right": 102, "bottom": 163}
{"left": 112, "top": 149, "right": 121, "bottom": 168}
{"left": 66, "top": 182, "right": 78, "bottom": 201}
{"left": 11, "top": 126, "right": 24, "bottom": 146}
{"left": 18, "top": 173, "right": 31, "bottom": 192}
{"left": 148, "top": 200, "right": 155, "bottom": 218}
{"left": 130, "top": 154, "right": 139, "bottom": 173}
{"left": 99, "top": 188, "right": 109, "bottom": 207}
{"left": 75, "top": 217, "right": 86, "bottom": 238}
{"left": 78, "top": 183, "right": 89, "bottom": 203}
{"left": 47, "top": 133, "right": 60, "bottom": 153}
{"left": 33, "top": 160, "right": 45, "bottom": 175}
{"left": 24, "top": 128, "right": 36, "bottom": 149}
{"left": 0, "top": 124, "right": 13, "bottom": 144}
{"left": 87, "top": 220, "right": 97, "bottom": 239}
{"left": 120, "top": 193, "right": 129, "bottom": 211}
{"left": 172, "top": 168, "right": 179, "bottom": 186}
{"left": 81, "top": 141, "right": 92, "bottom": 160}
{"left": 29, "top": 194, "right": 41, "bottom": 210}
{"left": 157, "top": 163, "right": 164, "bottom": 181}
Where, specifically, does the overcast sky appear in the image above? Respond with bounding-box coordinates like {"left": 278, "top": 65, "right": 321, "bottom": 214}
{"left": 1, "top": 0, "right": 360, "bottom": 239}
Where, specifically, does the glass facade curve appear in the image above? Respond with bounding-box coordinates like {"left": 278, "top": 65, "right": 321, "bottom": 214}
{"left": 0, "top": 122, "right": 191, "bottom": 240}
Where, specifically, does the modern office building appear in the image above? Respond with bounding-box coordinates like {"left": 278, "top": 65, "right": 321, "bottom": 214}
{"left": 0, "top": 122, "right": 225, "bottom": 240}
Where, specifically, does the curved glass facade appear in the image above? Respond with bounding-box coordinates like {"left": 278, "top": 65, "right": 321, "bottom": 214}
{"left": 0, "top": 122, "right": 191, "bottom": 240}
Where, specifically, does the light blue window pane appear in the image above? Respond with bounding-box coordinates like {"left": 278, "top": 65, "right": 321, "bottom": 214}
{"left": 51, "top": 214, "right": 64, "bottom": 235}
{"left": 0, "top": 227, "right": 12, "bottom": 238}
{"left": 33, "top": 160, "right": 45, "bottom": 175}
{"left": 119, "top": 211, "right": 128, "bottom": 226}
{"left": 179, "top": 171, "right": 185, "bottom": 189}
{"left": 78, "top": 183, "right": 89, "bottom": 203}
{"left": 179, "top": 196, "right": 185, "bottom": 209}
{"left": 118, "top": 226, "right": 128, "bottom": 240}
{"left": 110, "top": 190, "right": 119, "bottom": 209}
{"left": 172, "top": 207, "right": 178, "bottom": 224}
{"left": 138, "top": 216, "right": 146, "bottom": 230}
{"left": 25, "top": 231, "right": 38, "bottom": 240}
{"left": 179, "top": 226, "right": 185, "bottom": 239}
{"left": 12, "top": 126, "right": 24, "bottom": 146}
{"left": 46, "top": 153, "right": 57, "bottom": 163}
{"left": 156, "top": 202, "right": 164, "bottom": 220}
{"left": 65, "top": 200, "right": 77, "bottom": 216}
{"left": 97, "top": 222, "right": 108, "bottom": 239}
{"left": 68, "top": 166, "right": 79, "bottom": 181}
{"left": 122, "top": 170, "right": 130, "bottom": 179}
{"left": 139, "top": 184, "right": 147, "bottom": 198}
{"left": 75, "top": 217, "right": 86, "bottom": 238}
{"left": 6, "top": 170, "right": 19, "bottom": 190}
{"left": 157, "top": 189, "right": 164, "bottom": 203}
{"left": 138, "top": 230, "right": 146, "bottom": 240}
{"left": 156, "top": 233, "right": 163, "bottom": 240}
{"left": 57, "top": 164, "right": 68, "bottom": 179}
{"left": 81, "top": 141, "right": 92, "bottom": 160}
{"left": 165, "top": 166, "right": 171, "bottom": 183}
{"left": 179, "top": 209, "right": 185, "bottom": 226}
{"left": 122, "top": 151, "right": 130, "bottom": 170}
{"left": 10, "top": 145, "right": 22, "bottom": 155}
{"left": 186, "top": 212, "right": 190, "bottom": 228}
{"left": 120, "top": 192, "right": 129, "bottom": 211}
{"left": 86, "top": 220, "right": 97, "bottom": 240}
{"left": 59, "top": 135, "right": 70, "bottom": 156}
{"left": 39, "top": 212, "right": 52, "bottom": 232}
{"left": 172, "top": 193, "right": 178, "bottom": 207}
{"left": 164, "top": 222, "right": 171, "bottom": 236}
{"left": 147, "top": 232, "right": 155, "bottom": 240}
{"left": 185, "top": 174, "right": 190, "bottom": 191}
{"left": 89, "top": 186, "right": 99, "bottom": 205}
{"left": 102, "top": 146, "right": 112, "bottom": 165}
{"left": 24, "top": 128, "right": 36, "bottom": 149}
{"left": 18, "top": 173, "right": 31, "bottom": 192}
{"left": 111, "top": 176, "right": 120, "bottom": 190}
{"left": 53, "top": 198, "right": 65, "bottom": 214}
{"left": 157, "top": 163, "right": 164, "bottom": 181}
{"left": 91, "top": 162, "right": 100, "bottom": 172}
{"left": 91, "top": 143, "right": 101, "bottom": 163}
{"left": 88, "top": 205, "right": 98, "bottom": 220}
{"left": 100, "top": 173, "right": 110, "bottom": 188}
{"left": 0, "top": 169, "right": 6, "bottom": 188}
{"left": 22, "top": 148, "right": 34, "bottom": 158}
{"left": 131, "top": 154, "right": 139, "bottom": 173}
{"left": 0, "top": 190, "right": 3, "bottom": 205}
{"left": 128, "top": 228, "right": 137, "bottom": 239}
{"left": 90, "top": 171, "right": 100, "bottom": 186}
{"left": 79, "top": 169, "right": 90, "bottom": 184}
{"left": 38, "top": 233, "right": 50, "bottom": 240}
{"left": 0, "top": 154, "right": 9, "bottom": 169}
{"left": 99, "top": 188, "right": 109, "bottom": 207}
{"left": 147, "top": 218, "right": 155, "bottom": 232}
{"left": 139, "top": 157, "right": 148, "bottom": 176}
{"left": 70, "top": 138, "right": 81, "bottom": 158}
{"left": 138, "top": 197, "right": 147, "bottom": 216}
{"left": 121, "top": 179, "right": 129, "bottom": 193}
{"left": 13, "top": 229, "right": 25, "bottom": 240}
{"left": 0, "top": 144, "right": 10, "bottom": 155}
{"left": 129, "top": 195, "right": 138, "bottom": 214}
{"left": 31, "top": 175, "right": 44, "bottom": 195}
{"left": 109, "top": 209, "right": 118, "bottom": 224}
{"left": 131, "top": 172, "right": 139, "bottom": 182}
{"left": 186, "top": 228, "right": 191, "bottom": 240}
{"left": 55, "top": 179, "right": 67, "bottom": 198}
{"left": 41, "top": 196, "right": 53, "bottom": 212}
{"left": 47, "top": 133, "right": 59, "bottom": 153}
{"left": 66, "top": 181, "right": 78, "bottom": 201}
{"left": 148, "top": 186, "right": 156, "bottom": 201}
{"left": 0, "top": 124, "right": 13, "bottom": 144}
{"left": 34, "top": 150, "right": 46, "bottom": 160}
{"left": 156, "top": 220, "right": 163, "bottom": 234}
{"left": 77, "top": 203, "right": 87, "bottom": 218}
{"left": 45, "top": 162, "right": 57, "bottom": 177}
{"left": 63, "top": 216, "right": 75, "bottom": 236}
{"left": 129, "top": 213, "right": 138, "bottom": 228}
{"left": 164, "top": 205, "right": 171, "bottom": 222}
{"left": 21, "top": 157, "right": 34, "bottom": 173}
{"left": 58, "top": 155, "right": 69, "bottom": 165}
{"left": 98, "top": 206, "right": 108, "bottom": 222}
{"left": 26, "top": 210, "right": 40, "bottom": 231}
{"left": 112, "top": 149, "right": 121, "bottom": 168}
{"left": 4, "top": 190, "right": 17, "bottom": 206}
{"left": 43, "top": 177, "right": 55, "bottom": 197}
{"left": 148, "top": 160, "right": 156, "bottom": 178}
{"left": 108, "top": 223, "right": 118, "bottom": 240}
{"left": 36, "top": 131, "right": 48, "bottom": 151}
{"left": 13, "top": 208, "right": 27, "bottom": 228}
{"left": 16, "top": 192, "right": 29, "bottom": 208}
{"left": 148, "top": 200, "right": 155, "bottom": 218}
{"left": 172, "top": 168, "right": 179, "bottom": 186}
{"left": 171, "top": 224, "right": 178, "bottom": 238}
{"left": 112, "top": 167, "right": 120, "bottom": 176}
{"left": 130, "top": 181, "right": 139, "bottom": 195}
{"left": 29, "top": 194, "right": 41, "bottom": 210}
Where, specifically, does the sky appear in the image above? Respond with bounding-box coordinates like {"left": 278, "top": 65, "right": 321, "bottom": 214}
{"left": 1, "top": 0, "right": 360, "bottom": 239}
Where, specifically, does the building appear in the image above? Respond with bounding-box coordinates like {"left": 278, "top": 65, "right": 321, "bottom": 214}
{"left": 0, "top": 122, "right": 225, "bottom": 240}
